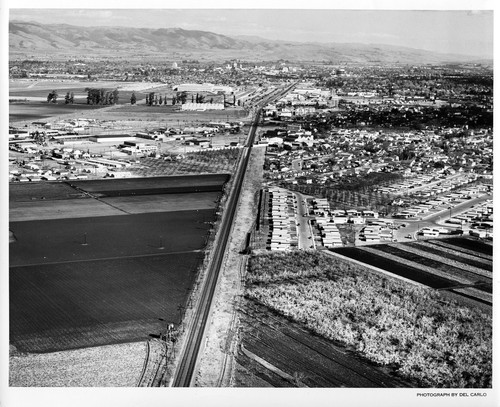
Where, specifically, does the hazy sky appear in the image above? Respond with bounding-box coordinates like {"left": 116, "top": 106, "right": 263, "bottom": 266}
{"left": 9, "top": 8, "right": 494, "bottom": 58}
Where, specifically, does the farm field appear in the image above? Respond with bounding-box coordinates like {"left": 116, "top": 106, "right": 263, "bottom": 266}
{"left": 9, "top": 175, "right": 227, "bottom": 358}
{"left": 236, "top": 300, "right": 411, "bottom": 387}
{"left": 10, "top": 341, "right": 146, "bottom": 387}
{"left": 333, "top": 237, "right": 493, "bottom": 306}
{"left": 10, "top": 181, "right": 87, "bottom": 202}
{"left": 9, "top": 102, "right": 108, "bottom": 122}
{"left": 10, "top": 252, "right": 201, "bottom": 353}
{"left": 239, "top": 251, "right": 492, "bottom": 388}
{"left": 135, "top": 150, "right": 241, "bottom": 177}
{"left": 10, "top": 209, "right": 214, "bottom": 266}
{"left": 10, "top": 198, "right": 123, "bottom": 222}
{"left": 10, "top": 192, "right": 220, "bottom": 222}
{"left": 69, "top": 173, "right": 230, "bottom": 195}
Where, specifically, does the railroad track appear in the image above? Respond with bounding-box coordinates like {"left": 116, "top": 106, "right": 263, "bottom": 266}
{"left": 171, "top": 83, "right": 296, "bottom": 387}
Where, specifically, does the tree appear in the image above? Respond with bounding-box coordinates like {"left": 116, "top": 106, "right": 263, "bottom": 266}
{"left": 47, "top": 90, "right": 58, "bottom": 103}
{"left": 64, "top": 92, "right": 71, "bottom": 104}
{"left": 177, "top": 91, "right": 187, "bottom": 104}
{"left": 130, "top": 92, "right": 137, "bottom": 105}
{"left": 159, "top": 95, "right": 163, "bottom": 105}
{"left": 70, "top": 92, "right": 74, "bottom": 104}
{"left": 112, "top": 89, "right": 119, "bottom": 104}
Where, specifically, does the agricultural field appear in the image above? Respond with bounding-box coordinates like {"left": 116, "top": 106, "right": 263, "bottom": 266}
{"left": 135, "top": 149, "right": 241, "bottom": 177}
{"left": 9, "top": 176, "right": 227, "bottom": 356}
{"left": 69, "top": 173, "right": 230, "bottom": 196}
{"left": 9, "top": 102, "right": 108, "bottom": 122}
{"left": 236, "top": 300, "right": 411, "bottom": 387}
{"left": 238, "top": 251, "right": 492, "bottom": 388}
{"left": 10, "top": 181, "right": 87, "bottom": 202}
{"left": 10, "top": 251, "right": 201, "bottom": 353}
{"left": 10, "top": 209, "right": 215, "bottom": 266}
{"left": 10, "top": 341, "right": 146, "bottom": 387}
{"left": 333, "top": 237, "right": 493, "bottom": 306}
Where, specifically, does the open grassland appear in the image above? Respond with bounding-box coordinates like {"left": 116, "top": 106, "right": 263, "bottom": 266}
{"left": 9, "top": 342, "right": 145, "bottom": 387}
{"left": 243, "top": 251, "right": 492, "bottom": 388}
{"left": 10, "top": 251, "right": 202, "bottom": 353}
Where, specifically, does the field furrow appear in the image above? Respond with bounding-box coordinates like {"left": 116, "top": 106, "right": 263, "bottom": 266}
{"left": 428, "top": 240, "right": 493, "bottom": 261}
{"left": 379, "top": 244, "right": 492, "bottom": 282}
{"left": 411, "top": 241, "right": 492, "bottom": 269}
{"left": 361, "top": 246, "right": 475, "bottom": 287}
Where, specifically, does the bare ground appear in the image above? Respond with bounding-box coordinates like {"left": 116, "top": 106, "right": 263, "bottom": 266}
{"left": 194, "top": 145, "right": 266, "bottom": 387}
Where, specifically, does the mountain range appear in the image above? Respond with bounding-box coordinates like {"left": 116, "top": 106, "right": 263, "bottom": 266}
{"left": 9, "top": 21, "right": 491, "bottom": 64}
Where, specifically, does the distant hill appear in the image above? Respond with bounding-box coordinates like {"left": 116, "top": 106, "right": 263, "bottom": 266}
{"left": 9, "top": 21, "right": 490, "bottom": 64}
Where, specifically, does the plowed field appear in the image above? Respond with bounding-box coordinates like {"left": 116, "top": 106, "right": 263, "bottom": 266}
{"left": 9, "top": 175, "right": 227, "bottom": 353}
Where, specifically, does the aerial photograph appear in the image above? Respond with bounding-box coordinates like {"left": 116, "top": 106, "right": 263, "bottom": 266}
{"left": 2, "top": 3, "right": 497, "bottom": 407}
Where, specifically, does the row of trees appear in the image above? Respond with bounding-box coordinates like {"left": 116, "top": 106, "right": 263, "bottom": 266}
{"left": 139, "top": 91, "right": 218, "bottom": 106}
{"left": 47, "top": 88, "right": 119, "bottom": 105}
{"left": 86, "top": 88, "right": 119, "bottom": 105}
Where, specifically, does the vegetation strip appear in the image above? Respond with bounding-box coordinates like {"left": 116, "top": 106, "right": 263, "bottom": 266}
{"left": 332, "top": 247, "right": 454, "bottom": 289}
{"left": 360, "top": 246, "right": 473, "bottom": 286}
{"left": 374, "top": 244, "right": 492, "bottom": 284}
{"left": 412, "top": 241, "right": 492, "bottom": 269}
{"left": 428, "top": 240, "right": 493, "bottom": 262}
{"left": 451, "top": 287, "right": 492, "bottom": 304}
{"left": 436, "top": 238, "right": 492, "bottom": 256}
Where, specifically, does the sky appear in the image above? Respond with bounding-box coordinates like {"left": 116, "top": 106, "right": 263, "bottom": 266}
{"left": 8, "top": 7, "right": 494, "bottom": 58}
